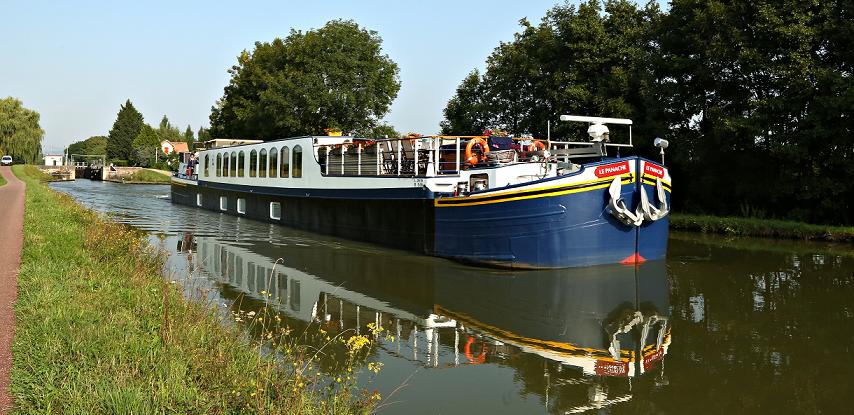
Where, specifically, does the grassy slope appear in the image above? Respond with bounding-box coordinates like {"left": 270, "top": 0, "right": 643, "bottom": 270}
{"left": 671, "top": 213, "right": 854, "bottom": 243}
{"left": 0, "top": 173, "right": 5, "bottom": 186}
{"left": 10, "top": 165, "right": 367, "bottom": 414}
{"left": 124, "top": 169, "right": 171, "bottom": 183}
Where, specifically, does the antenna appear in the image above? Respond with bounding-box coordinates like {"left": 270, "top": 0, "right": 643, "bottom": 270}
{"left": 559, "top": 115, "right": 633, "bottom": 125}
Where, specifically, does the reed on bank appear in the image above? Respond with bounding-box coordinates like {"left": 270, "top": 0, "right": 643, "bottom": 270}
{"left": 670, "top": 213, "right": 854, "bottom": 243}
{"left": 9, "top": 165, "right": 377, "bottom": 414}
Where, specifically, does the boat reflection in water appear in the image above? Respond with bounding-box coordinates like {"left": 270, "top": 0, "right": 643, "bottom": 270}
{"left": 177, "top": 232, "right": 671, "bottom": 413}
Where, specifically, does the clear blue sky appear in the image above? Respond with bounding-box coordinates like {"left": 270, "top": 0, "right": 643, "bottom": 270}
{"left": 1, "top": 0, "right": 577, "bottom": 153}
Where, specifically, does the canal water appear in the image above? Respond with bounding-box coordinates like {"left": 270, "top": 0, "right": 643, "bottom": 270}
{"left": 51, "top": 180, "right": 854, "bottom": 414}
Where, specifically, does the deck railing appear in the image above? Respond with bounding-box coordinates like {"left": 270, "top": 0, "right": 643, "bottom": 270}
{"left": 314, "top": 136, "right": 559, "bottom": 178}
{"left": 311, "top": 134, "right": 626, "bottom": 178}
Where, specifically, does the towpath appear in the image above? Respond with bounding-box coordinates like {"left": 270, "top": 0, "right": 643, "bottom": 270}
{"left": 0, "top": 166, "right": 24, "bottom": 414}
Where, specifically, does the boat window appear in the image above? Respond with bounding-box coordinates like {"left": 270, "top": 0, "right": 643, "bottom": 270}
{"left": 235, "top": 256, "right": 243, "bottom": 281}
{"left": 289, "top": 279, "right": 300, "bottom": 312}
{"left": 196, "top": 193, "right": 202, "bottom": 207}
{"left": 250, "top": 150, "right": 257, "bottom": 178}
{"left": 276, "top": 273, "right": 287, "bottom": 305}
{"left": 238, "top": 151, "right": 245, "bottom": 177}
{"left": 259, "top": 149, "right": 268, "bottom": 178}
{"left": 215, "top": 154, "right": 221, "bottom": 177}
{"left": 293, "top": 145, "right": 302, "bottom": 178}
{"left": 230, "top": 152, "right": 237, "bottom": 177}
{"left": 318, "top": 146, "right": 328, "bottom": 175}
{"left": 220, "top": 196, "right": 227, "bottom": 211}
{"left": 270, "top": 202, "right": 281, "bottom": 220}
{"left": 203, "top": 155, "right": 209, "bottom": 177}
{"left": 280, "top": 147, "right": 290, "bottom": 178}
{"left": 237, "top": 198, "right": 246, "bottom": 214}
{"left": 224, "top": 153, "right": 230, "bottom": 177}
{"left": 269, "top": 148, "right": 278, "bottom": 177}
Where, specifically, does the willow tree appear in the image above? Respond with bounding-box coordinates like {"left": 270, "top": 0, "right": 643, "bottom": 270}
{"left": 0, "top": 97, "right": 44, "bottom": 164}
{"left": 210, "top": 19, "right": 401, "bottom": 140}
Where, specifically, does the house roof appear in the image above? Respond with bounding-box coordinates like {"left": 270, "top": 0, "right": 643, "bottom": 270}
{"left": 161, "top": 140, "right": 190, "bottom": 153}
{"left": 171, "top": 142, "right": 190, "bottom": 153}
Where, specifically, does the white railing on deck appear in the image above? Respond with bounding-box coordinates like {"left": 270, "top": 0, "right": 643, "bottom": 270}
{"left": 313, "top": 134, "right": 619, "bottom": 178}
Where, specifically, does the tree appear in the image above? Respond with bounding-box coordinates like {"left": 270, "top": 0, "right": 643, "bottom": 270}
{"left": 366, "top": 124, "right": 400, "bottom": 138}
{"left": 157, "top": 115, "right": 181, "bottom": 143}
{"left": 439, "top": 1, "right": 661, "bottom": 142}
{"left": 0, "top": 97, "right": 44, "bottom": 164}
{"left": 132, "top": 124, "right": 161, "bottom": 166}
{"left": 67, "top": 136, "right": 107, "bottom": 157}
{"left": 440, "top": 70, "right": 492, "bottom": 135}
{"left": 197, "top": 126, "right": 211, "bottom": 142}
{"left": 210, "top": 19, "right": 401, "bottom": 140}
{"left": 107, "top": 100, "right": 144, "bottom": 162}
{"left": 183, "top": 125, "right": 195, "bottom": 151}
{"left": 438, "top": 0, "right": 854, "bottom": 225}
{"left": 658, "top": 0, "right": 854, "bottom": 223}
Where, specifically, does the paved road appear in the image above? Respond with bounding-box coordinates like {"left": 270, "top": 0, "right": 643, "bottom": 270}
{"left": 0, "top": 166, "right": 24, "bottom": 414}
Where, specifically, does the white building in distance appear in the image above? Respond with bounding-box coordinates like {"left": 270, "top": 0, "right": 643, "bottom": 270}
{"left": 43, "top": 154, "right": 64, "bottom": 166}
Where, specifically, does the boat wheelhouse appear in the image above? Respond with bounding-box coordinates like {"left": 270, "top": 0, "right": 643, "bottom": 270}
{"left": 171, "top": 115, "right": 671, "bottom": 268}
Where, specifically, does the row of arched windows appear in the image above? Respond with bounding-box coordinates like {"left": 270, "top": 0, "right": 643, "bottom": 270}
{"left": 204, "top": 145, "right": 302, "bottom": 179}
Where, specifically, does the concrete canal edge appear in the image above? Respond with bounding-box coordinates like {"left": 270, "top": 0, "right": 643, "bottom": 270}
{"left": 0, "top": 166, "right": 24, "bottom": 414}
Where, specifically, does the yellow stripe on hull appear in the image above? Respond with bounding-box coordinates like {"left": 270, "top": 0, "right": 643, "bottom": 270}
{"left": 435, "top": 173, "right": 635, "bottom": 208}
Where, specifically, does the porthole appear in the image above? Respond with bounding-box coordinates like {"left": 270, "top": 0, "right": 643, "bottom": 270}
{"left": 220, "top": 196, "right": 228, "bottom": 211}
{"left": 196, "top": 193, "right": 202, "bottom": 207}
{"left": 237, "top": 198, "right": 246, "bottom": 214}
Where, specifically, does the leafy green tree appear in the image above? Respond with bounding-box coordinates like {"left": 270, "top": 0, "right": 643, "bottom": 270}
{"left": 439, "top": 0, "right": 854, "bottom": 225}
{"left": 132, "top": 124, "right": 161, "bottom": 166}
{"left": 157, "top": 115, "right": 181, "bottom": 143}
{"left": 440, "top": 1, "right": 661, "bottom": 142}
{"left": 67, "top": 136, "right": 107, "bottom": 157}
{"left": 107, "top": 100, "right": 144, "bottom": 162}
{"left": 197, "top": 126, "right": 211, "bottom": 143}
{"left": 440, "top": 70, "right": 491, "bottom": 135}
{"left": 659, "top": 0, "right": 854, "bottom": 223}
{"left": 183, "top": 125, "right": 195, "bottom": 150}
{"left": 210, "top": 19, "right": 401, "bottom": 140}
{"left": 366, "top": 124, "right": 400, "bottom": 138}
{"left": 0, "top": 97, "right": 44, "bottom": 164}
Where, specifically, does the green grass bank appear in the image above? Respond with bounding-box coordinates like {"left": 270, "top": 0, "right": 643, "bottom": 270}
{"left": 670, "top": 213, "right": 854, "bottom": 243}
{"left": 123, "top": 169, "right": 172, "bottom": 184}
{"left": 0, "top": 173, "right": 6, "bottom": 186}
{"left": 10, "top": 165, "right": 373, "bottom": 414}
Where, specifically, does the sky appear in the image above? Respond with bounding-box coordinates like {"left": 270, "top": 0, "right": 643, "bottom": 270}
{"left": 1, "top": 0, "right": 572, "bottom": 153}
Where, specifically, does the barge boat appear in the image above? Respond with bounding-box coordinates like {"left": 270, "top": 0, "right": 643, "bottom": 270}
{"left": 170, "top": 115, "right": 671, "bottom": 269}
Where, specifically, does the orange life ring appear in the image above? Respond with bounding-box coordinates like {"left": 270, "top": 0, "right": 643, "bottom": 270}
{"left": 465, "top": 137, "right": 490, "bottom": 165}
{"left": 464, "top": 336, "right": 487, "bottom": 365}
{"left": 528, "top": 140, "right": 546, "bottom": 152}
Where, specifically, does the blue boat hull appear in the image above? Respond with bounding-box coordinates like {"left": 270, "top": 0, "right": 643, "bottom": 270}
{"left": 433, "top": 158, "right": 670, "bottom": 269}
{"left": 171, "top": 157, "right": 670, "bottom": 269}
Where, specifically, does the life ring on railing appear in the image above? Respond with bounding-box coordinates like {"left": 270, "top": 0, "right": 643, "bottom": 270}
{"left": 527, "top": 140, "right": 546, "bottom": 152}
{"left": 465, "top": 137, "right": 490, "bottom": 165}
{"left": 464, "top": 336, "right": 487, "bottom": 365}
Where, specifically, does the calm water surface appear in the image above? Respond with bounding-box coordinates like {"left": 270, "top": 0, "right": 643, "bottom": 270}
{"left": 51, "top": 180, "right": 854, "bottom": 414}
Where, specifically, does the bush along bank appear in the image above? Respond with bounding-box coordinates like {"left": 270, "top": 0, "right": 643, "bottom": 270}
{"left": 10, "top": 165, "right": 380, "bottom": 414}
{"left": 670, "top": 213, "right": 854, "bottom": 243}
